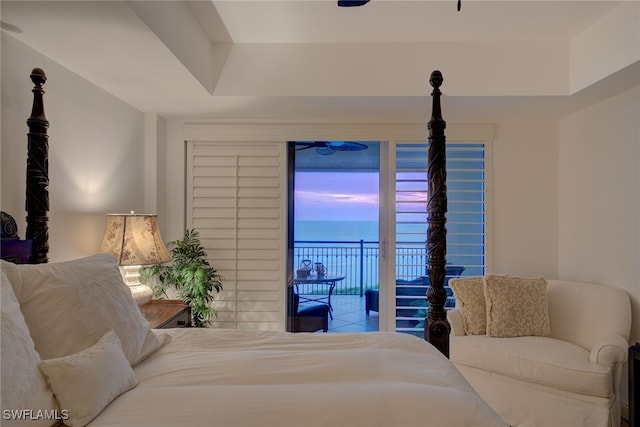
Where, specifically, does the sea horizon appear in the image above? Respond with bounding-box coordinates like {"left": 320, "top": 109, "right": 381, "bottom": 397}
{"left": 294, "top": 219, "right": 379, "bottom": 242}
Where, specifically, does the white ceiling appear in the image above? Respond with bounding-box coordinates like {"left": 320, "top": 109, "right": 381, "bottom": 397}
{"left": 212, "top": 1, "right": 616, "bottom": 43}
{"left": 1, "top": 1, "right": 637, "bottom": 122}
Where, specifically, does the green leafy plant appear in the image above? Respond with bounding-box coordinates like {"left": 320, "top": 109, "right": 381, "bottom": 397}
{"left": 141, "top": 229, "right": 223, "bottom": 327}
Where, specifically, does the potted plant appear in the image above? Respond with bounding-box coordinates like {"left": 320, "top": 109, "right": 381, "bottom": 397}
{"left": 141, "top": 229, "right": 223, "bottom": 327}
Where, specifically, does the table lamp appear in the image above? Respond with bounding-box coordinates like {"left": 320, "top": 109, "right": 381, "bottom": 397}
{"left": 98, "top": 212, "right": 171, "bottom": 305}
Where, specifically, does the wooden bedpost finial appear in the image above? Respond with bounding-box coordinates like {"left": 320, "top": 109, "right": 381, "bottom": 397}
{"left": 429, "top": 70, "right": 444, "bottom": 124}
{"left": 429, "top": 70, "right": 443, "bottom": 90}
{"left": 30, "top": 67, "right": 47, "bottom": 84}
{"left": 29, "top": 68, "right": 47, "bottom": 122}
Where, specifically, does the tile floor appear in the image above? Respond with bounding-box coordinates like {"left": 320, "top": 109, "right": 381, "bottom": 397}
{"left": 299, "top": 294, "right": 378, "bottom": 333}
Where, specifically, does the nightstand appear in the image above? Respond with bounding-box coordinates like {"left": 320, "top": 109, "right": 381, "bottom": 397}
{"left": 141, "top": 300, "right": 191, "bottom": 329}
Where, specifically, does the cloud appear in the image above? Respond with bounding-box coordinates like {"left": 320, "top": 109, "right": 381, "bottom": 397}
{"left": 294, "top": 171, "right": 380, "bottom": 221}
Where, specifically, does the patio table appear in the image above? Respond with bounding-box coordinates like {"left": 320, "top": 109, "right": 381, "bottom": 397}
{"left": 293, "top": 274, "right": 345, "bottom": 319}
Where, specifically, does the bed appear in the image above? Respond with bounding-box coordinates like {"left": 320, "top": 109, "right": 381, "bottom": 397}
{"left": 0, "top": 68, "right": 507, "bottom": 427}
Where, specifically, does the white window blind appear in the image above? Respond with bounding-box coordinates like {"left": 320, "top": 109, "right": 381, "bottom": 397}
{"left": 187, "top": 141, "right": 285, "bottom": 330}
{"left": 395, "top": 143, "right": 486, "bottom": 336}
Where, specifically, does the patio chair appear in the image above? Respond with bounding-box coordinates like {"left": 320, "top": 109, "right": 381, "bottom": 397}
{"left": 365, "top": 288, "right": 379, "bottom": 315}
{"left": 365, "top": 265, "right": 465, "bottom": 315}
{"left": 289, "top": 286, "right": 329, "bottom": 332}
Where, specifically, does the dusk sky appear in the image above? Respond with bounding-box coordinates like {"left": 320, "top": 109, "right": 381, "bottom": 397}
{"left": 295, "top": 172, "right": 379, "bottom": 221}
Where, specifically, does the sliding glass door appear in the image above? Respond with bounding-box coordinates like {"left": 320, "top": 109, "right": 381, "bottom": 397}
{"left": 289, "top": 141, "right": 380, "bottom": 333}
{"left": 288, "top": 140, "right": 487, "bottom": 335}
{"left": 388, "top": 142, "right": 487, "bottom": 336}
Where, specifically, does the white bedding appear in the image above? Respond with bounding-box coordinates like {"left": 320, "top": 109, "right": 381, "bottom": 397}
{"left": 89, "top": 329, "right": 506, "bottom": 427}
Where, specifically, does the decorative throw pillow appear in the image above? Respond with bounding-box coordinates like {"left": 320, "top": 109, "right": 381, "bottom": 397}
{"left": 450, "top": 277, "right": 486, "bottom": 335}
{"left": 483, "top": 274, "right": 550, "bottom": 337}
{"left": 1, "top": 254, "right": 164, "bottom": 366}
{"left": 38, "top": 330, "right": 139, "bottom": 427}
{"left": 1, "top": 270, "right": 59, "bottom": 427}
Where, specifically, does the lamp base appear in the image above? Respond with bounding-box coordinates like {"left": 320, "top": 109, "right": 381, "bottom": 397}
{"left": 129, "top": 284, "right": 153, "bottom": 306}
{"left": 122, "top": 265, "right": 153, "bottom": 306}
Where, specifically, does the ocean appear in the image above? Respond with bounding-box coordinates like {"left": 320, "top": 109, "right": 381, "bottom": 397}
{"left": 293, "top": 220, "right": 381, "bottom": 293}
{"left": 294, "top": 220, "right": 379, "bottom": 242}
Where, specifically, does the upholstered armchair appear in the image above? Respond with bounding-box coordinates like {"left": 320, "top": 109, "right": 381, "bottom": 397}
{"left": 448, "top": 276, "right": 631, "bottom": 427}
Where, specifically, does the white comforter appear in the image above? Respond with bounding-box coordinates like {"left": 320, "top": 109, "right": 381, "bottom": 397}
{"left": 89, "top": 329, "right": 506, "bottom": 427}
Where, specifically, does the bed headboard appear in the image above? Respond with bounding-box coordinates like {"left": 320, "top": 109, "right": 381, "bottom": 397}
{"left": 1, "top": 211, "right": 33, "bottom": 263}
{"left": 25, "top": 68, "right": 50, "bottom": 264}
{"left": 425, "top": 70, "right": 450, "bottom": 357}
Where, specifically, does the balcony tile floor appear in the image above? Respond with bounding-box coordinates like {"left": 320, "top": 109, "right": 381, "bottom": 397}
{"left": 300, "top": 294, "right": 378, "bottom": 333}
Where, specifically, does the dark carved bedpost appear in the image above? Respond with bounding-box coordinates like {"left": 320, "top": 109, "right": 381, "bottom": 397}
{"left": 424, "top": 70, "right": 450, "bottom": 357}
{"left": 25, "top": 68, "right": 49, "bottom": 264}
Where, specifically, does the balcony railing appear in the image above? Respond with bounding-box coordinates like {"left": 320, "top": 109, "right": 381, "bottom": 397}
{"left": 294, "top": 240, "right": 465, "bottom": 336}
{"left": 294, "top": 240, "right": 436, "bottom": 296}
{"left": 294, "top": 240, "right": 379, "bottom": 296}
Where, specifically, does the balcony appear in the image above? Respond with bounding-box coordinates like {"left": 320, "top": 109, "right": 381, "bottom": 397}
{"left": 294, "top": 240, "right": 462, "bottom": 334}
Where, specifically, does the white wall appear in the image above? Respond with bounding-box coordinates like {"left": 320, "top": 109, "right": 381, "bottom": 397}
{"left": 162, "top": 118, "right": 187, "bottom": 243}
{"left": 1, "top": 35, "right": 146, "bottom": 261}
{"left": 570, "top": 2, "right": 640, "bottom": 94}
{"left": 559, "top": 84, "right": 640, "bottom": 333}
{"left": 558, "top": 84, "right": 640, "bottom": 408}
{"left": 490, "top": 120, "right": 559, "bottom": 278}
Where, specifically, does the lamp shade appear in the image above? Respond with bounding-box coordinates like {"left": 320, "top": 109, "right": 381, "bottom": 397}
{"left": 98, "top": 213, "right": 171, "bottom": 266}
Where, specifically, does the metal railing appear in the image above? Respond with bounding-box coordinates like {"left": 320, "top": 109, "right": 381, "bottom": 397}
{"left": 294, "top": 240, "right": 467, "bottom": 336}
{"left": 294, "top": 240, "right": 379, "bottom": 296}
{"left": 294, "top": 240, "right": 432, "bottom": 296}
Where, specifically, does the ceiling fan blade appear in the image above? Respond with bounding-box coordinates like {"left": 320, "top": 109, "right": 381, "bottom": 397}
{"left": 327, "top": 141, "right": 368, "bottom": 151}
{"left": 316, "top": 147, "right": 336, "bottom": 155}
{"left": 296, "top": 141, "right": 367, "bottom": 155}
{"left": 338, "top": 0, "right": 370, "bottom": 6}
{"left": 295, "top": 142, "right": 319, "bottom": 151}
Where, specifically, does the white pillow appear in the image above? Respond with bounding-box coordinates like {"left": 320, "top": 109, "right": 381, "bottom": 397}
{"left": 1, "top": 270, "right": 59, "bottom": 427}
{"left": 38, "top": 330, "right": 139, "bottom": 427}
{"left": 1, "top": 254, "right": 163, "bottom": 366}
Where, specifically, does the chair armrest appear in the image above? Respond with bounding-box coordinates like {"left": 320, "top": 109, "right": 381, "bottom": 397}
{"left": 448, "top": 309, "right": 466, "bottom": 336}
{"left": 589, "top": 334, "right": 629, "bottom": 366}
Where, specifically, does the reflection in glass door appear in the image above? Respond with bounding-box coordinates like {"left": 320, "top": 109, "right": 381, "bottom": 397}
{"left": 392, "top": 142, "right": 487, "bottom": 337}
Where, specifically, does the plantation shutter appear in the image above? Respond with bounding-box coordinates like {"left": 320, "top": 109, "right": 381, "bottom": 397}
{"left": 186, "top": 141, "right": 285, "bottom": 330}
{"left": 395, "top": 143, "right": 486, "bottom": 336}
